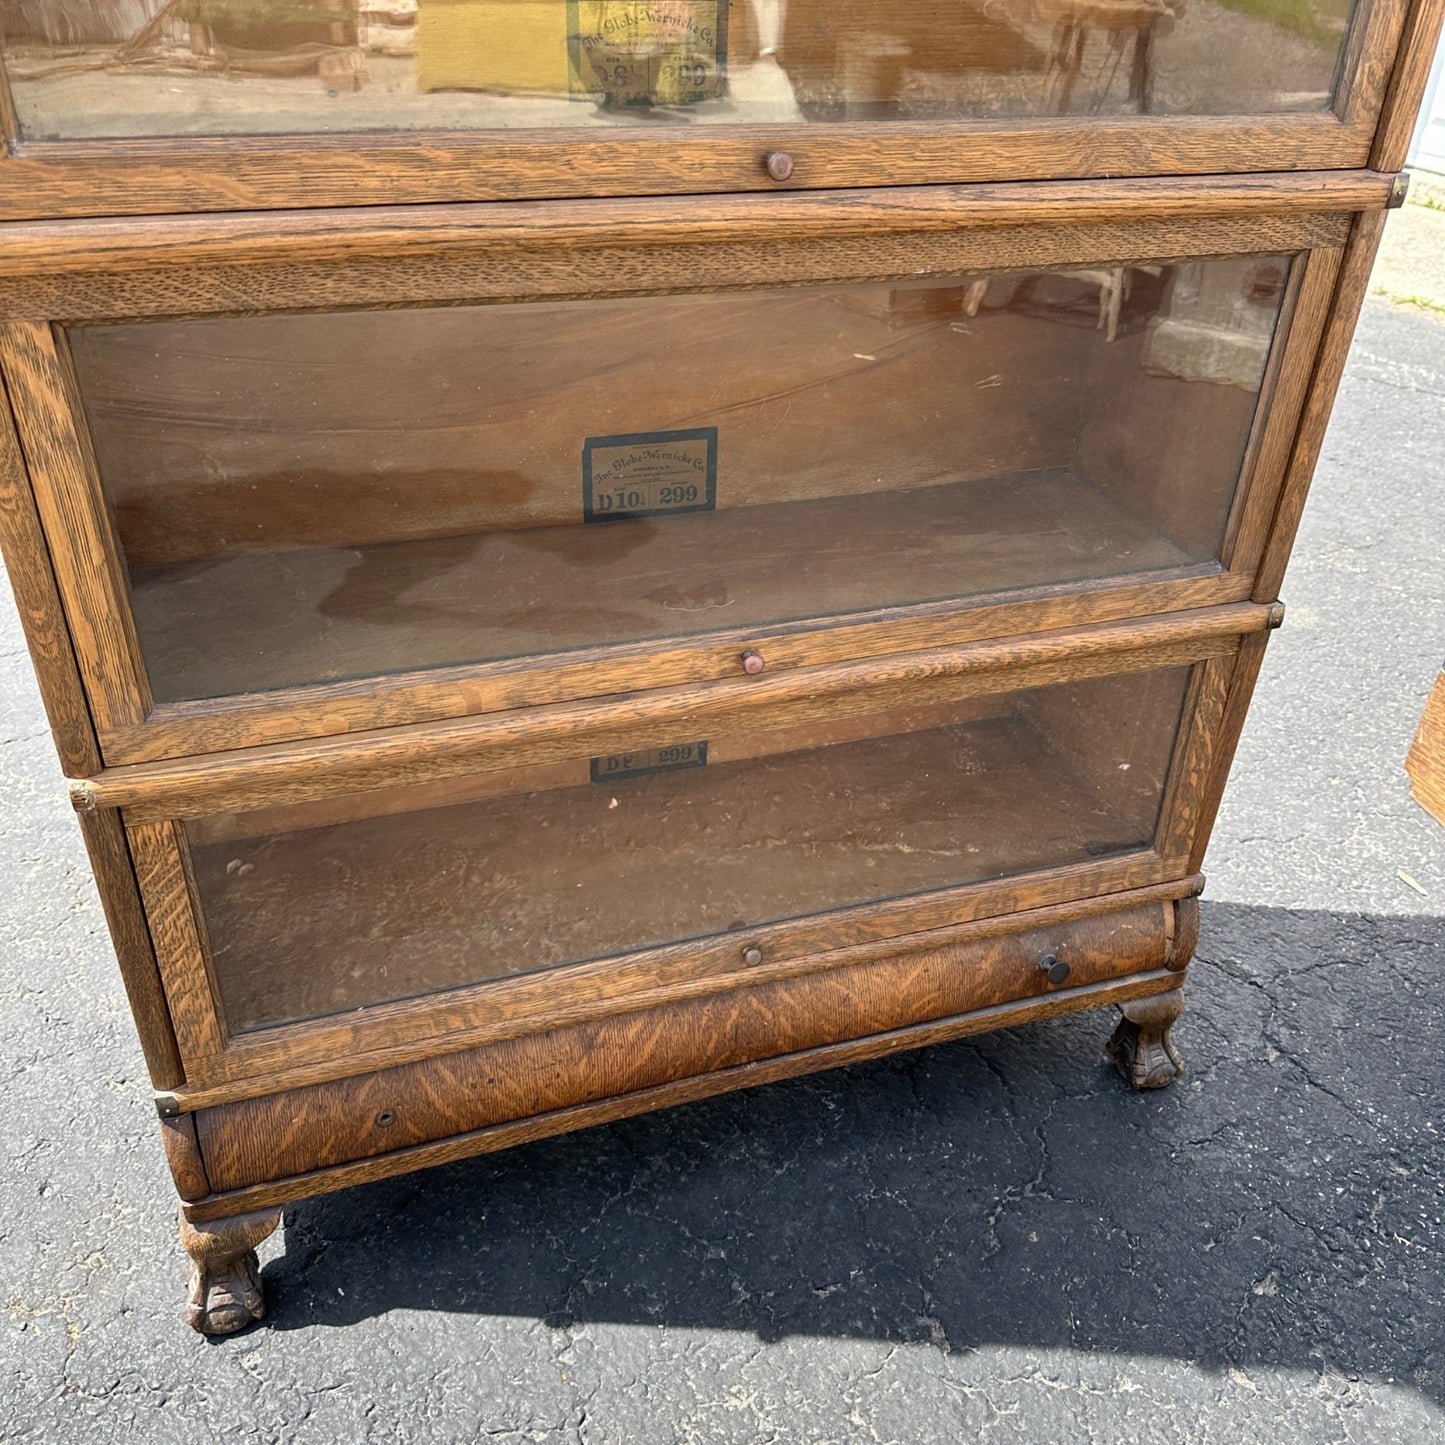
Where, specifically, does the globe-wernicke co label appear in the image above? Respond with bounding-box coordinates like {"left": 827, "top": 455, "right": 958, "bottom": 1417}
{"left": 568, "top": 1, "right": 728, "bottom": 108}
{"left": 582, "top": 426, "right": 718, "bottom": 522}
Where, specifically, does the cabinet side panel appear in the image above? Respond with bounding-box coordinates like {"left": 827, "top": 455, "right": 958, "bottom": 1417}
{"left": 1155, "top": 652, "right": 1237, "bottom": 866}
{"left": 1187, "top": 632, "right": 1274, "bottom": 874}
{"left": 1337, "top": 0, "right": 1416, "bottom": 127}
{"left": 0, "top": 365, "right": 98, "bottom": 776}
{"left": 0, "top": 366, "right": 184, "bottom": 1086}
{"left": 0, "top": 321, "right": 150, "bottom": 736}
{"left": 1371, "top": 0, "right": 1445, "bottom": 168}
{"left": 127, "top": 818, "right": 228, "bottom": 1064}
{"left": 1252, "top": 209, "right": 1389, "bottom": 603}
{"left": 76, "top": 809, "right": 185, "bottom": 1090}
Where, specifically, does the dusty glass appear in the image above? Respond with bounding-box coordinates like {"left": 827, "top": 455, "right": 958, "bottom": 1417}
{"left": 69, "top": 257, "right": 1291, "bottom": 703}
{"left": 187, "top": 663, "right": 1193, "bottom": 1031}
{"left": 6, "top": 1, "right": 1359, "bottom": 140}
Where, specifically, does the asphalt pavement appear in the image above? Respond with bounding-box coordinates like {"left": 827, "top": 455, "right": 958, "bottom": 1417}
{"left": 2, "top": 291, "right": 1444, "bottom": 1443}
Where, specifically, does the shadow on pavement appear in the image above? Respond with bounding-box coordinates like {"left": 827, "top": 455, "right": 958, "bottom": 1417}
{"left": 258, "top": 901, "right": 1445, "bottom": 1402}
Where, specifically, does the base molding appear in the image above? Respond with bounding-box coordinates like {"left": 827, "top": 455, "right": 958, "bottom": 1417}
{"left": 194, "top": 891, "right": 1200, "bottom": 1198}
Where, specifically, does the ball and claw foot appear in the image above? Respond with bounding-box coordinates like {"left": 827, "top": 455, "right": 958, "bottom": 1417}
{"left": 1107, "top": 990, "right": 1185, "bottom": 1090}
{"left": 179, "top": 1207, "right": 282, "bottom": 1336}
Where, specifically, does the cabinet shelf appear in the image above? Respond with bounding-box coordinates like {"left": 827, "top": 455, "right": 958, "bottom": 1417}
{"left": 132, "top": 466, "right": 1196, "bottom": 702}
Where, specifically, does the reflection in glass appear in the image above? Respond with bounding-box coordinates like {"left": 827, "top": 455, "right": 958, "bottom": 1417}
{"left": 68, "top": 257, "right": 1291, "bottom": 703}
{"left": 5, "top": 0, "right": 1357, "bottom": 139}
{"left": 188, "top": 664, "right": 1192, "bottom": 1031}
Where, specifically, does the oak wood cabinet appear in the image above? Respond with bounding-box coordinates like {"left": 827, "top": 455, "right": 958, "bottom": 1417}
{"left": 0, "top": 0, "right": 1440, "bottom": 1335}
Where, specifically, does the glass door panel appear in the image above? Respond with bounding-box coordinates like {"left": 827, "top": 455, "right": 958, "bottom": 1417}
{"left": 69, "top": 256, "right": 1290, "bottom": 705}
{"left": 5, "top": 1, "right": 1360, "bottom": 141}
{"left": 186, "top": 663, "right": 1192, "bottom": 1033}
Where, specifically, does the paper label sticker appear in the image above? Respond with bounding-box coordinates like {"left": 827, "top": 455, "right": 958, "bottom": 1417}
{"left": 568, "top": 2, "right": 728, "bottom": 108}
{"left": 591, "top": 741, "right": 709, "bottom": 783}
{"left": 583, "top": 427, "right": 717, "bottom": 522}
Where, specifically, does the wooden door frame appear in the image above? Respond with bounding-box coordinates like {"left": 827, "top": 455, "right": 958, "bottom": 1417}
{"left": 109, "top": 609, "right": 1261, "bottom": 1104}
{"left": 0, "top": 174, "right": 1375, "bottom": 764}
{"left": 0, "top": 0, "right": 1431, "bottom": 218}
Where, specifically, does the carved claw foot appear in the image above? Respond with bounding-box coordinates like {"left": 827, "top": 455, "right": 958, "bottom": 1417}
{"left": 1107, "top": 990, "right": 1185, "bottom": 1090}
{"left": 179, "top": 1207, "right": 282, "bottom": 1336}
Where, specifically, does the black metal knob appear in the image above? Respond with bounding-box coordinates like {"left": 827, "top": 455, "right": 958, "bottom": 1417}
{"left": 765, "top": 151, "right": 795, "bottom": 182}
{"left": 1038, "top": 954, "right": 1071, "bottom": 986}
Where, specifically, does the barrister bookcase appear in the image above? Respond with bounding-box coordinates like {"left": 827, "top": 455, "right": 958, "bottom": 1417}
{"left": 0, "top": 0, "right": 1440, "bottom": 1336}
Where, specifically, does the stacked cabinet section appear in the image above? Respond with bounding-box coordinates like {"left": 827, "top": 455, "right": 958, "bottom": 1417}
{"left": 0, "top": 169, "right": 1400, "bottom": 1182}
{"left": 0, "top": 181, "right": 1366, "bottom": 769}
{"left": 0, "top": 0, "right": 1419, "bottom": 213}
{"left": 186, "top": 664, "right": 1197, "bottom": 1034}
{"left": 117, "top": 602, "right": 1258, "bottom": 1100}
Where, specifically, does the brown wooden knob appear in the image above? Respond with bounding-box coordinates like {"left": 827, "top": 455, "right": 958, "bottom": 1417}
{"left": 741, "top": 650, "right": 766, "bottom": 676}
{"left": 1038, "top": 954, "right": 1071, "bottom": 987}
{"left": 743, "top": 946, "right": 764, "bottom": 967}
{"left": 765, "top": 151, "right": 795, "bottom": 182}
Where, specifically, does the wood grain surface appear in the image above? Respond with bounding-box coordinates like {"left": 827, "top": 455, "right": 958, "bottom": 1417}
{"left": 108, "top": 571, "right": 1248, "bottom": 767}
{"left": 180, "top": 965, "right": 1188, "bottom": 1220}
{"left": 1406, "top": 672, "right": 1445, "bottom": 827}
{"left": 163, "top": 856, "right": 1187, "bottom": 1101}
{"left": 84, "top": 606, "right": 1262, "bottom": 820}
{"left": 127, "top": 818, "right": 227, "bottom": 1065}
{"left": 159, "top": 1113, "right": 210, "bottom": 1203}
{"left": 0, "top": 115, "right": 1392, "bottom": 221}
{"left": 0, "top": 320, "right": 149, "bottom": 736}
{"left": 76, "top": 809, "right": 186, "bottom": 1090}
{"left": 0, "top": 173, "right": 1392, "bottom": 280}
{"left": 2, "top": 216, "right": 1362, "bottom": 338}
{"left": 1370, "top": 0, "right": 1445, "bottom": 169}
{"left": 0, "top": 358, "right": 99, "bottom": 776}
{"left": 1153, "top": 651, "right": 1235, "bottom": 866}
{"left": 194, "top": 895, "right": 1195, "bottom": 1192}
